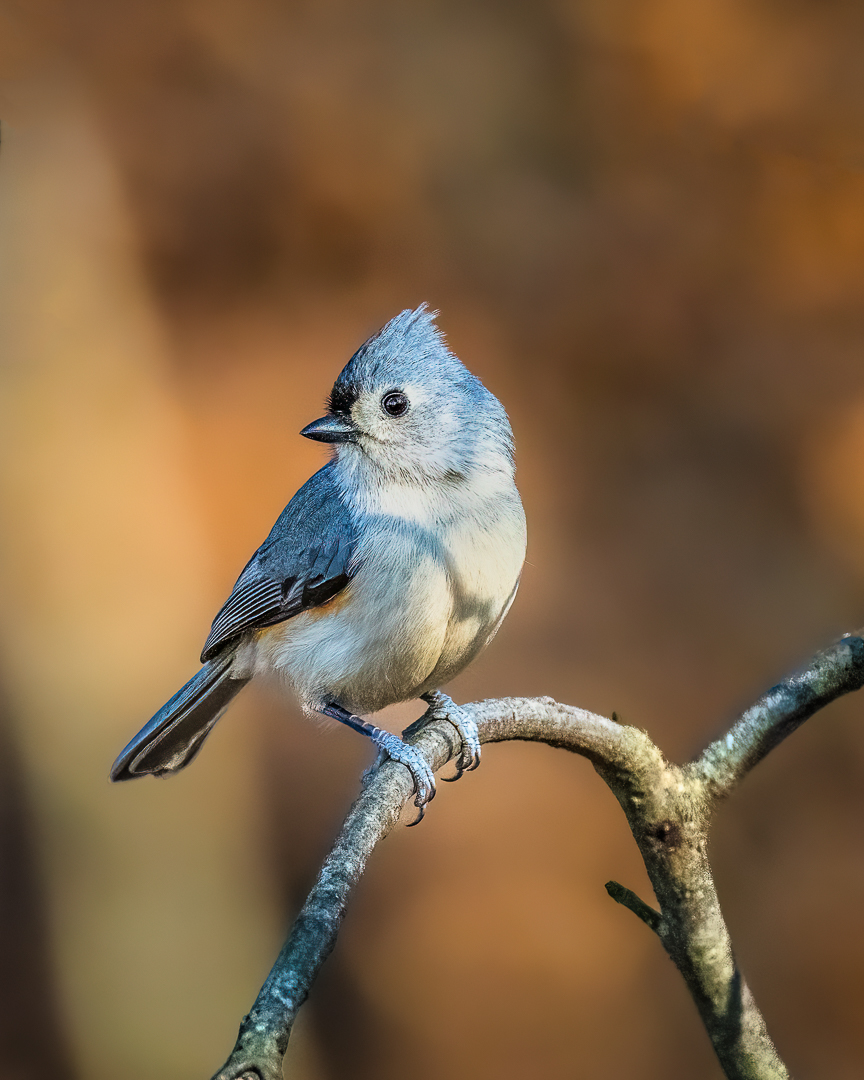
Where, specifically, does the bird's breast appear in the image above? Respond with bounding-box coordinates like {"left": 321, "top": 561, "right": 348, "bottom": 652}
{"left": 423, "top": 491, "right": 526, "bottom": 687}
{"left": 251, "top": 479, "right": 526, "bottom": 713}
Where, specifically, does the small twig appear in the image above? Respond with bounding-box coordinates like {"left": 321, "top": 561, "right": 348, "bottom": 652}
{"left": 211, "top": 637, "right": 864, "bottom": 1080}
{"left": 605, "top": 881, "right": 662, "bottom": 933}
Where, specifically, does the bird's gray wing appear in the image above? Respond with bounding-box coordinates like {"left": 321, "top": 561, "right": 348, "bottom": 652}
{"left": 201, "top": 463, "right": 356, "bottom": 661}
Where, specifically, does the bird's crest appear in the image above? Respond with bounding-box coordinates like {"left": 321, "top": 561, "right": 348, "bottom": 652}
{"left": 336, "top": 305, "right": 463, "bottom": 392}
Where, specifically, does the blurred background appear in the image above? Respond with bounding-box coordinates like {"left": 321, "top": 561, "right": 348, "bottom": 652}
{"left": 2, "top": 1, "right": 864, "bottom": 1077}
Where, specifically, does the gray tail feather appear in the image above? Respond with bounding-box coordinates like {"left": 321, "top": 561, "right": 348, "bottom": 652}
{"left": 110, "top": 649, "right": 250, "bottom": 781}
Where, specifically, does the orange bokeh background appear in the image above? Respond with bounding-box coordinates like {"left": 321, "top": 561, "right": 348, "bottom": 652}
{"left": 2, "top": 2, "right": 864, "bottom": 1078}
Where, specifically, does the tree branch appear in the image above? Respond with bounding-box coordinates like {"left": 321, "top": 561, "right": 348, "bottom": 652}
{"left": 694, "top": 634, "right": 864, "bottom": 801}
{"left": 211, "top": 636, "right": 864, "bottom": 1080}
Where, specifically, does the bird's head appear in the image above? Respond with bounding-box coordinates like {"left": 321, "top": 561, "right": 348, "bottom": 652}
{"left": 301, "top": 306, "right": 514, "bottom": 486}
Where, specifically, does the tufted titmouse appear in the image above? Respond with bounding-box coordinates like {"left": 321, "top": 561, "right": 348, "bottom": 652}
{"left": 111, "top": 306, "right": 526, "bottom": 818}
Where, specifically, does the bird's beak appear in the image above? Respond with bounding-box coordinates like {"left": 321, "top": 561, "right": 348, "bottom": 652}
{"left": 300, "top": 414, "right": 357, "bottom": 443}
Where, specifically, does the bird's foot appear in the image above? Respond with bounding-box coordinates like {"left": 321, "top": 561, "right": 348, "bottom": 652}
{"left": 368, "top": 728, "right": 436, "bottom": 825}
{"left": 420, "top": 691, "right": 481, "bottom": 781}
{"left": 322, "top": 703, "right": 435, "bottom": 825}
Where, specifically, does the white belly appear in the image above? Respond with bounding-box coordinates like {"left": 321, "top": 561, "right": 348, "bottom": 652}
{"left": 245, "top": 485, "right": 526, "bottom": 715}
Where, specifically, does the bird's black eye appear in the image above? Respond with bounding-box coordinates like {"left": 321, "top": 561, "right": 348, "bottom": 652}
{"left": 382, "top": 391, "right": 409, "bottom": 417}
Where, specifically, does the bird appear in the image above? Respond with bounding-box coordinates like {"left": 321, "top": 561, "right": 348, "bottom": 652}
{"left": 110, "top": 305, "right": 526, "bottom": 821}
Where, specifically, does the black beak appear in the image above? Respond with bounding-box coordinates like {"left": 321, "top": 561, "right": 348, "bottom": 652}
{"left": 300, "top": 414, "right": 357, "bottom": 444}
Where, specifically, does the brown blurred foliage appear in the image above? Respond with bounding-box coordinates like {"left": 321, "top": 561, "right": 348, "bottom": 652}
{"left": 2, "top": 1, "right": 864, "bottom": 1077}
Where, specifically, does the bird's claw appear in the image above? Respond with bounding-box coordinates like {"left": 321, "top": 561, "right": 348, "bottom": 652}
{"left": 361, "top": 694, "right": 479, "bottom": 824}
{"left": 370, "top": 729, "right": 436, "bottom": 825}
{"left": 421, "top": 692, "right": 481, "bottom": 780}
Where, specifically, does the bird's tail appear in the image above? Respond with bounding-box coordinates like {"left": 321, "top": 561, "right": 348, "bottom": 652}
{"left": 110, "top": 649, "right": 250, "bottom": 781}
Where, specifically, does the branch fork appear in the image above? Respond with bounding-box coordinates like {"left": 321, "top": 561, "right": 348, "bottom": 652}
{"left": 212, "top": 635, "right": 864, "bottom": 1080}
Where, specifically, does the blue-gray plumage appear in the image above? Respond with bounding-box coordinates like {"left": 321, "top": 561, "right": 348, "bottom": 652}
{"left": 111, "top": 306, "right": 527, "bottom": 820}
{"left": 202, "top": 464, "right": 355, "bottom": 660}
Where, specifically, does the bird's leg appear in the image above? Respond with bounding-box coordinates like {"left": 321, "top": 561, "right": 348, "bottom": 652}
{"left": 420, "top": 690, "right": 481, "bottom": 781}
{"left": 320, "top": 703, "right": 436, "bottom": 825}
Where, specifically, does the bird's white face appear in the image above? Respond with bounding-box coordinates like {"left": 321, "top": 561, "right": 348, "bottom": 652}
{"left": 325, "top": 373, "right": 519, "bottom": 526}
{"left": 345, "top": 379, "right": 468, "bottom": 480}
